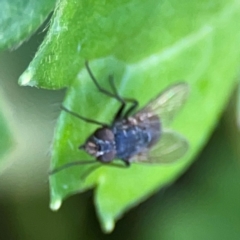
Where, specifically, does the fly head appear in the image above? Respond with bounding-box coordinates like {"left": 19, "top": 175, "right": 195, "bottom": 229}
{"left": 79, "top": 127, "right": 116, "bottom": 163}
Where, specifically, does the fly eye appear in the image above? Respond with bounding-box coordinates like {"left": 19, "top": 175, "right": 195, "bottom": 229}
{"left": 94, "top": 128, "right": 114, "bottom": 141}
{"left": 97, "top": 151, "right": 115, "bottom": 163}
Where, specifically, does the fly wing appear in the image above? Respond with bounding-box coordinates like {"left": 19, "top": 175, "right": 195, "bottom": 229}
{"left": 135, "top": 83, "right": 189, "bottom": 127}
{"left": 131, "top": 129, "right": 189, "bottom": 164}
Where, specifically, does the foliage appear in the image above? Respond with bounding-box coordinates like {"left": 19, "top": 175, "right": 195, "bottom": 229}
{"left": 1, "top": 0, "right": 240, "bottom": 233}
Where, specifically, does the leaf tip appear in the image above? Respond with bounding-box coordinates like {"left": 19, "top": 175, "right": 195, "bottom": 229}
{"left": 18, "top": 69, "right": 37, "bottom": 87}
{"left": 50, "top": 198, "right": 62, "bottom": 211}
{"left": 101, "top": 216, "right": 115, "bottom": 233}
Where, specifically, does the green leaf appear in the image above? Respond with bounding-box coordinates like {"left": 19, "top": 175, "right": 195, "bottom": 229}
{"left": 20, "top": 0, "right": 240, "bottom": 233}
{"left": 0, "top": 0, "right": 56, "bottom": 50}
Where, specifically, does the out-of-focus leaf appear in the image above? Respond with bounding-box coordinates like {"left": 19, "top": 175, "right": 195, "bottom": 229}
{"left": 0, "top": 0, "right": 56, "bottom": 50}
{"left": 0, "top": 109, "right": 14, "bottom": 172}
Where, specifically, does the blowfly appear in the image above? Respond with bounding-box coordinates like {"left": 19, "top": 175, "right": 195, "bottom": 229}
{"left": 50, "top": 62, "right": 189, "bottom": 175}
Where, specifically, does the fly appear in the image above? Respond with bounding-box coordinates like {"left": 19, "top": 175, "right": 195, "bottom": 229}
{"left": 50, "top": 61, "right": 189, "bottom": 175}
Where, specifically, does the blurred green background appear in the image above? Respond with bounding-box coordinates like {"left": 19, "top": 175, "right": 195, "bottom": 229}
{"left": 0, "top": 25, "right": 240, "bottom": 240}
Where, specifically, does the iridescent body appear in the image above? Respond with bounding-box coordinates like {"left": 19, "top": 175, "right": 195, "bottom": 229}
{"left": 83, "top": 114, "right": 160, "bottom": 165}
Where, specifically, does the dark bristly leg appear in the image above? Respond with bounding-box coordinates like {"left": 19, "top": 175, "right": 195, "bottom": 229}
{"left": 85, "top": 61, "right": 139, "bottom": 121}
{"left": 61, "top": 105, "right": 108, "bottom": 127}
{"left": 62, "top": 61, "right": 138, "bottom": 125}
{"left": 80, "top": 161, "right": 129, "bottom": 180}
{"left": 85, "top": 61, "right": 127, "bottom": 123}
{"left": 49, "top": 160, "right": 97, "bottom": 175}
{"left": 85, "top": 61, "right": 124, "bottom": 102}
{"left": 124, "top": 160, "right": 131, "bottom": 167}
{"left": 108, "top": 73, "right": 139, "bottom": 121}
{"left": 108, "top": 74, "right": 126, "bottom": 121}
{"left": 122, "top": 99, "right": 138, "bottom": 118}
{"left": 49, "top": 159, "right": 129, "bottom": 176}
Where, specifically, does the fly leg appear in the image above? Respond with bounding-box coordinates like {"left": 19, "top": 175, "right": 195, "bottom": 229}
{"left": 108, "top": 74, "right": 138, "bottom": 122}
{"left": 85, "top": 61, "right": 125, "bottom": 103}
{"left": 60, "top": 61, "right": 131, "bottom": 127}
{"left": 61, "top": 105, "right": 108, "bottom": 127}
{"left": 86, "top": 61, "right": 139, "bottom": 122}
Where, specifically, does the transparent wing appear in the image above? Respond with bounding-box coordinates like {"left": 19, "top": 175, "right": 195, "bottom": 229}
{"left": 131, "top": 129, "right": 189, "bottom": 164}
{"left": 135, "top": 83, "right": 189, "bottom": 127}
